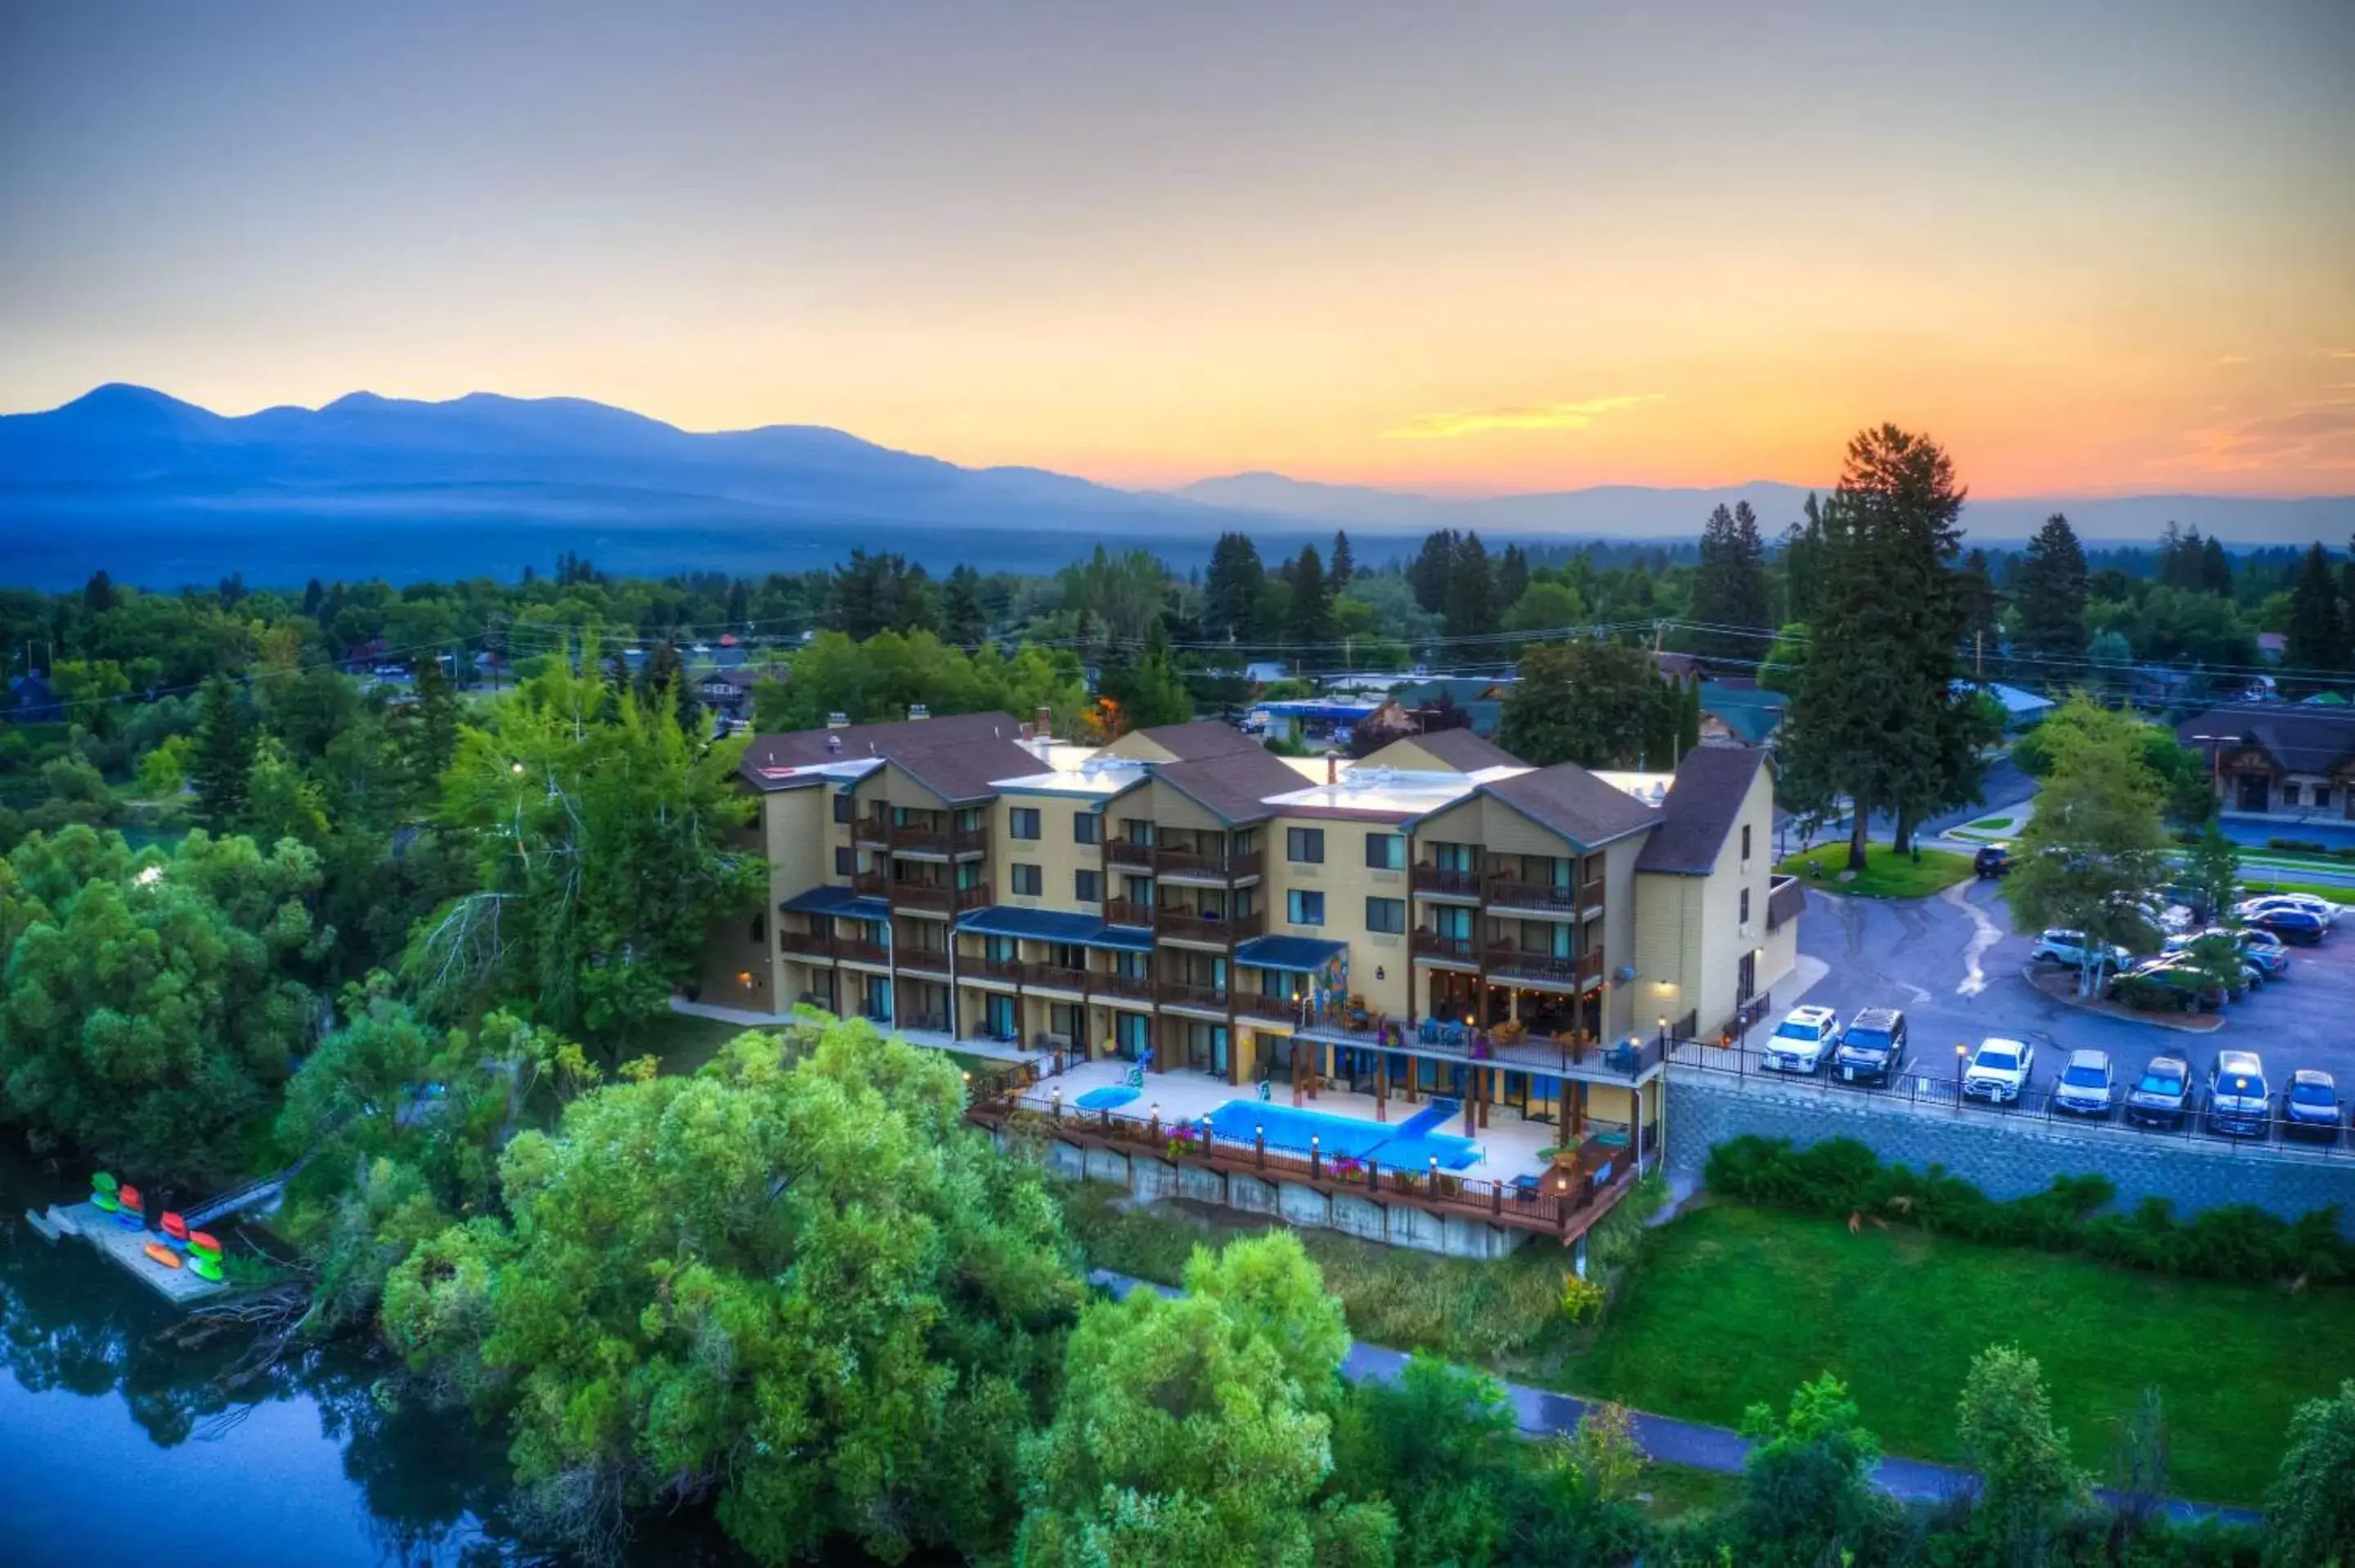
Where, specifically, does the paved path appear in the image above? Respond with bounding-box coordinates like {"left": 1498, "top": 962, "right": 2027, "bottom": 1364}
{"left": 1086, "top": 1267, "right": 2260, "bottom": 1526}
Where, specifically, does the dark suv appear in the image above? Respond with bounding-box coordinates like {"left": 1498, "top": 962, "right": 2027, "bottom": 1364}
{"left": 1832, "top": 1007, "right": 1909, "bottom": 1085}
{"left": 2124, "top": 1054, "right": 2194, "bottom": 1129}
{"left": 1973, "top": 845, "right": 2012, "bottom": 878}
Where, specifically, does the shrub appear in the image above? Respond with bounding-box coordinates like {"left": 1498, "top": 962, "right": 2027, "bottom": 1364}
{"left": 1702, "top": 1136, "right": 2353, "bottom": 1287}
{"left": 2265, "top": 837, "right": 2327, "bottom": 855}
{"left": 1559, "top": 1272, "right": 1606, "bottom": 1326}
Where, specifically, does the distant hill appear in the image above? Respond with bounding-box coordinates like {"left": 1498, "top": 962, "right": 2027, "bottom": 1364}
{"left": 1173, "top": 470, "right": 2355, "bottom": 547}
{"left": 3, "top": 384, "right": 2348, "bottom": 589}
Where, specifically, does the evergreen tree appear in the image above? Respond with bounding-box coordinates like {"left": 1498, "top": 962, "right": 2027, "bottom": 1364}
{"left": 189, "top": 673, "right": 258, "bottom": 830}
{"left": 2283, "top": 541, "right": 2344, "bottom": 685}
{"left": 1286, "top": 544, "right": 1334, "bottom": 662}
{"left": 1407, "top": 529, "right": 1460, "bottom": 615}
{"left": 1329, "top": 530, "right": 1356, "bottom": 585}
{"left": 2012, "top": 513, "right": 2090, "bottom": 660}
{"left": 1958, "top": 547, "right": 2003, "bottom": 663}
{"left": 1202, "top": 532, "right": 1267, "bottom": 641}
{"left": 724, "top": 576, "right": 750, "bottom": 625}
{"left": 639, "top": 638, "right": 700, "bottom": 734}
{"left": 302, "top": 577, "right": 325, "bottom": 617}
{"left": 1780, "top": 427, "right": 1985, "bottom": 866}
{"left": 1444, "top": 531, "right": 1497, "bottom": 649}
{"left": 83, "top": 569, "right": 117, "bottom": 615}
{"left": 942, "top": 564, "right": 989, "bottom": 647}
{"left": 1496, "top": 544, "right": 1530, "bottom": 617}
{"left": 1690, "top": 502, "right": 1771, "bottom": 661}
{"left": 1123, "top": 619, "right": 1194, "bottom": 728}
{"left": 2199, "top": 534, "right": 2233, "bottom": 596}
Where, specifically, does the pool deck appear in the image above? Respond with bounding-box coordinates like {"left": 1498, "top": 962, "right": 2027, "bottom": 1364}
{"left": 1015, "top": 1057, "right": 1558, "bottom": 1182}
{"left": 61, "top": 1201, "right": 231, "bottom": 1306}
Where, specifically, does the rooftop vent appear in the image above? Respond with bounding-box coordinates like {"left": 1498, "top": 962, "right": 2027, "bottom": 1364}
{"left": 826, "top": 712, "right": 850, "bottom": 730}
{"left": 1650, "top": 782, "right": 1668, "bottom": 804}
{"left": 825, "top": 734, "right": 842, "bottom": 754}
{"left": 908, "top": 703, "right": 930, "bottom": 720}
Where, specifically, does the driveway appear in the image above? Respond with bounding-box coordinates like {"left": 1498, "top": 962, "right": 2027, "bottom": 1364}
{"left": 1783, "top": 879, "right": 2355, "bottom": 1111}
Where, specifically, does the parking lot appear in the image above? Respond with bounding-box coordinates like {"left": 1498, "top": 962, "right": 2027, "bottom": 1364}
{"left": 1771, "top": 877, "right": 2355, "bottom": 1140}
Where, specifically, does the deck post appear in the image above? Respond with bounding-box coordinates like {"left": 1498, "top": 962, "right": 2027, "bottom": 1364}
{"left": 1375, "top": 1054, "right": 1388, "bottom": 1122}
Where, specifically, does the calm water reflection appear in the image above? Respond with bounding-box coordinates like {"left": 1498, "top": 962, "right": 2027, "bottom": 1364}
{"left": 0, "top": 1152, "right": 918, "bottom": 1568}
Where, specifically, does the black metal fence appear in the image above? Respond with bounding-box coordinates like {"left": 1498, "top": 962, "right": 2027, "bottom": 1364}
{"left": 1666, "top": 1038, "right": 2350, "bottom": 1160}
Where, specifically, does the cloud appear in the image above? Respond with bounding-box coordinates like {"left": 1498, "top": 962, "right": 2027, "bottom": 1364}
{"left": 2214, "top": 354, "right": 2252, "bottom": 365}
{"left": 1384, "top": 393, "right": 1666, "bottom": 441}
{"left": 2167, "top": 399, "right": 2355, "bottom": 474}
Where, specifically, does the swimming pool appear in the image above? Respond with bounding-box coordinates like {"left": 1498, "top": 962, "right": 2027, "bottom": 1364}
{"left": 1198, "top": 1099, "right": 1483, "bottom": 1172}
{"left": 1075, "top": 1086, "right": 1140, "bottom": 1111}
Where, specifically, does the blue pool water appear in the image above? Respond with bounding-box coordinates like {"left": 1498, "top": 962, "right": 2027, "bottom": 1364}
{"left": 1076, "top": 1086, "right": 1141, "bottom": 1110}
{"left": 1199, "top": 1099, "right": 1483, "bottom": 1171}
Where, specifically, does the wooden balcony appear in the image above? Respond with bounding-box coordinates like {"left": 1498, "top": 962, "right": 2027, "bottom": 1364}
{"left": 1411, "top": 928, "right": 1479, "bottom": 964}
{"left": 889, "top": 881, "right": 953, "bottom": 914}
{"left": 967, "top": 954, "right": 1022, "bottom": 984}
{"left": 1411, "top": 866, "right": 1483, "bottom": 898}
{"left": 1483, "top": 943, "right": 1587, "bottom": 988}
{"left": 851, "top": 869, "right": 890, "bottom": 897}
{"left": 1105, "top": 898, "right": 1154, "bottom": 929}
{"left": 1092, "top": 970, "right": 1156, "bottom": 1004}
{"left": 1581, "top": 877, "right": 1607, "bottom": 918}
{"left": 1106, "top": 840, "right": 1155, "bottom": 869}
{"left": 1160, "top": 979, "right": 1230, "bottom": 1012}
{"left": 896, "top": 946, "right": 953, "bottom": 976}
{"left": 1155, "top": 848, "right": 1264, "bottom": 882}
{"left": 1234, "top": 990, "right": 1301, "bottom": 1023}
{"left": 955, "top": 884, "right": 994, "bottom": 913}
{"left": 778, "top": 927, "right": 836, "bottom": 958}
{"left": 1019, "top": 962, "right": 1090, "bottom": 993}
{"left": 853, "top": 817, "right": 890, "bottom": 849}
{"left": 889, "top": 822, "right": 991, "bottom": 858}
{"left": 1155, "top": 904, "right": 1265, "bottom": 947}
{"left": 835, "top": 938, "right": 890, "bottom": 966}
{"left": 1483, "top": 878, "right": 1580, "bottom": 914}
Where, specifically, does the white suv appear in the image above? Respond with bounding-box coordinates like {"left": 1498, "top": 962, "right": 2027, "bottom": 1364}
{"left": 1963, "top": 1036, "right": 2036, "bottom": 1104}
{"left": 1764, "top": 1006, "right": 1841, "bottom": 1073}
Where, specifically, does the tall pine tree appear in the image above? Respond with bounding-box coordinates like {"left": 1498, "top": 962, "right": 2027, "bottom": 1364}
{"left": 1407, "top": 529, "right": 1460, "bottom": 614}
{"left": 1202, "top": 532, "right": 1267, "bottom": 642}
{"left": 2283, "top": 542, "right": 2345, "bottom": 688}
{"left": 1329, "top": 531, "right": 1356, "bottom": 586}
{"left": 1286, "top": 545, "right": 1334, "bottom": 666}
{"left": 2012, "top": 513, "right": 2090, "bottom": 661}
{"left": 1690, "top": 501, "right": 1770, "bottom": 662}
{"left": 1444, "top": 532, "right": 1498, "bottom": 652}
{"left": 190, "top": 672, "right": 258, "bottom": 831}
{"left": 1496, "top": 544, "right": 1530, "bottom": 618}
{"left": 941, "top": 565, "right": 988, "bottom": 647}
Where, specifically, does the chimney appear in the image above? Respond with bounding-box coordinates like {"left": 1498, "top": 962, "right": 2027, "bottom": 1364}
{"left": 826, "top": 711, "right": 850, "bottom": 730}
{"left": 1326, "top": 753, "right": 1339, "bottom": 786}
{"left": 1019, "top": 721, "right": 1035, "bottom": 741}
{"left": 1034, "top": 705, "right": 1052, "bottom": 740}
{"left": 908, "top": 703, "right": 930, "bottom": 721}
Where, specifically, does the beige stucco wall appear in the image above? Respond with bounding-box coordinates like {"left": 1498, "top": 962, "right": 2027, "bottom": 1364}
{"left": 996, "top": 785, "right": 1105, "bottom": 911}
{"left": 1626, "top": 764, "right": 1787, "bottom": 1041}
{"left": 1266, "top": 813, "right": 1413, "bottom": 1021}
{"left": 1595, "top": 833, "right": 1646, "bottom": 1039}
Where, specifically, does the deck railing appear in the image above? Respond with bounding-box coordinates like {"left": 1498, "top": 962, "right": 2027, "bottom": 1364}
{"left": 1483, "top": 878, "right": 1580, "bottom": 913}
{"left": 1156, "top": 905, "right": 1265, "bottom": 945}
{"left": 1411, "top": 866, "right": 1483, "bottom": 897}
{"left": 1159, "top": 979, "right": 1230, "bottom": 1011}
{"left": 1411, "top": 929, "right": 1478, "bottom": 963}
{"left": 1104, "top": 898, "right": 1155, "bottom": 929}
{"left": 1019, "top": 962, "right": 1090, "bottom": 992}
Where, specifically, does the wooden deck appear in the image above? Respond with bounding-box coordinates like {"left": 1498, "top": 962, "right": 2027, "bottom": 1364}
{"left": 61, "top": 1201, "right": 231, "bottom": 1306}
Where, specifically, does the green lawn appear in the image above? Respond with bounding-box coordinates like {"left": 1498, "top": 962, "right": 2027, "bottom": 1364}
{"left": 1568, "top": 1204, "right": 2355, "bottom": 1506}
{"left": 634, "top": 1010, "right": 769, "bottom": 1076}
{"left": 1774, "top": 844, "right": 1976, "bottom": 899}
{"left": 2236, "top": 874, "right": 2355, "bottom": 906}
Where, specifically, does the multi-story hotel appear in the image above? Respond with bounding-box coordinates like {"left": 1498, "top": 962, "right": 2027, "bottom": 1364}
{"left": 699, "top": 707, "right": 1801, "bottom": 1146}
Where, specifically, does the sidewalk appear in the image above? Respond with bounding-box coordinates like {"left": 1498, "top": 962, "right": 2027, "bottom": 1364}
{"left": 1086, "top": 1267, "right": 2261, "bottom": 1527}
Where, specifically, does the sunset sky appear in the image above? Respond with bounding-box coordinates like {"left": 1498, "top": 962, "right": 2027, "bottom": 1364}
{"left": 2, "top": 1, "right": 2350, "bottom": 497}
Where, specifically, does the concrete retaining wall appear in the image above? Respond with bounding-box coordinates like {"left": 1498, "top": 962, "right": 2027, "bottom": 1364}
{"left": 1665, "top": 1068, "right": 2355, "bottom": 1236}
{"left": 1025, "top": 1134, "right": 1529, "bottom": 1258}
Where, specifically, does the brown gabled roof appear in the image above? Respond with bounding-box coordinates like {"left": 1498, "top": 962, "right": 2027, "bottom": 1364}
{"left": 1483, "top": 762, "right": 1662, "bottom": 849}
{"left": 740, "top": 711, "right": 1036, "bottom": 799}
{"left": 2174, "top": 706, "right": 2355, "bottom": 776}
{"left": 1133, "top": 720, "right": 1265, "bottom": 761}
{"left": 1393, "top": 728, "right": 1520, "bottom": 772}
{"left": 1636, "top": 747, "right": 1768, "bottom": 875}
{"left": 1150, "top": 746, "right": 1316, "bottom": 825}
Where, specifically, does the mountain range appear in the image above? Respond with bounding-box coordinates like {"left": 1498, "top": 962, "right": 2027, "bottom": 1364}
{"left": 2, "top": 384, "right": 2348, "bottom": 589}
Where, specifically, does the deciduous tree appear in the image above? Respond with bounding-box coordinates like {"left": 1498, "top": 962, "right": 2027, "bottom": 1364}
{"left": 2003, "top": 697, "right": 2169, "bottom": 993}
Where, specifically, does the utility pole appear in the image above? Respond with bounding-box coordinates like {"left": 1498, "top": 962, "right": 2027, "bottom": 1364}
{"left": 1975, "top": 629, "right": 1985, "bottom": 680}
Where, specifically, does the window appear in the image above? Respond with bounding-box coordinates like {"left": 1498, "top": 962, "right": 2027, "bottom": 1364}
{"left": 985, "top": 935, "right": 1016, "bottom": 963}
{"left": 1740, "top": 888, "right": 1752, "bottom": 925}
{"left": 2282, "top": 783, "right": 2301, "bottom": 807}
{"left": 1009, "top": 807, "right": 1041, "bottom": 840}
{"left": 2317, "top": 787, "right": 2334, "bottom": 809}
{"left": 832, "top": 792, "right": 853, "bottom": 823}
{"left": 1287, "top": 827, "right": 1325, "bottom": 863}
{"left": 1288, "top": 889, "right": 1326, "bottom": 925}
{"left": 1074, "top": 868, "right": 1103, "bottom": 903}
{"left": 1741, "top": 824, "right": 1752, "bottom": 861}
{"left": 749, "top": 912, "right": 766, "bottom": 944}
{"left": 1012, "top": 863, "right": 1043, "bottom": 896}
{"left": 1364, "top": 831, "right": 1405, "bottom": 870}
{"left": 1365, "top": 896, "right": 1406, "bottom": 934}
{"left": 1074, "top": 811, "right": 1101, "bottom": 844}
{"left": 834, "top": 846, "right": 855, "bottom": 876}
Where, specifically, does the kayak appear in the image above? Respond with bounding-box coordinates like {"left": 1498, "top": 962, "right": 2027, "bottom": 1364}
{"left": 188, "top": 1230, "right": 222, "bottom": 1257}
{"left": 186, "top": 1254, "right": 224, "bottom": 1284}
{"left": 142, "top": 1242, "right": 183, "bottom": 1270}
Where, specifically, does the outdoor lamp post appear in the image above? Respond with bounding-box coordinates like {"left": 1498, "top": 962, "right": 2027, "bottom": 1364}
{"left": 1050, "top": 1084, "right": 1061, "bottom": 1122}
{"left": 1657, "top": 1015, "right": 1667, "bottom": 1050}
{"left": 1955, "top": 1042, "right": 1968, "bottom": 1109}
{"left": 1428, "top": 1154, "right": 1441, "bottom": 1193}
{"left": 1311, "top": 1133, "right": 1321, "bottom": 1178}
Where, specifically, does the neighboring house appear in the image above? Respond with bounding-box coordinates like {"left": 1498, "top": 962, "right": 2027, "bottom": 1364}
{"left": 1389, "top": 675, "right": 1515, "bottom": 737}
{"left": 5, "top": 673, "right": 62, "bottom": 724}
{"left": 700, "top": 706, "right": 1797, "bottom": 1198}
{"left": 2176, "top": 705, "right": 2355, "bottom": 821}
{"left": 1256, "top": 698, "right": 1380, "bottom": 745}
{"left": 1954, "top": 679, "right": 2056, "bottom": 732}
{"left": 1697, "top": 680, "right": 1787, "bottom": 747}
{"left": 695, "top": 666, "right": 762, "bottom": 719}
{"left": 2257, "top": 632, "right": 2287, "bottom": 663}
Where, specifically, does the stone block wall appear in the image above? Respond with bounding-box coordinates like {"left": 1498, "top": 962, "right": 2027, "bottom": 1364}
{"left": 1665, "top": 1069, "right": 2355, "bottom": 1236}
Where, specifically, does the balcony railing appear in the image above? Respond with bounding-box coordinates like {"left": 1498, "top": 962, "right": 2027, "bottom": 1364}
{"left": 1106, "top": 840, "right": 1155, "bottom": 869}
{"left": 890, "top": 882, "right": 953, "bottom": 914}
{"left": 1483, "top": 943, "right": 1589, "bottom": 987}
{"left": 1483, "top": 878, "right": 1579, "bottom": 913}
{"left": 888, "top": 822, "right": 991, "bottom": 857}
{"left": 1767, "top": 874, "right": 1806, "bottom": 932}
{"left": 1411, "top": 866, "right": 1483, "bottom": 898}
{"left": 1105, "top": 898, "right": 1154, "bottom": 929}
{"left": 853, "top": 817, "right": 890, "bottom": 848}
{"left": 1020, "top": 962, "right": 1090, "bottom": 992}
{"left": 896, "top": 947, "right": 953, "bottom": 975}
{"left": 851, "top": 869, "right": 890, "bottom": 897}
{"left": 1092, "top": 970, "right": 1156, "bottom": 1003}
{"left": 1581, "top": 877, "right": 1607, "bottom": 917}
{"left": 968, "top": 954, "right": 1022, "bottom": 984}
{"left": 1156, "top": 905, "right": 1266, "bottom": 946}
{"left": 1160, "top": 980, "right": 1230, "bottom": 1012}
{"left": 835, "top": 938, "right": 890, "bottom": 966}
{"left": 1411, "top": 929, "right": 1478, "bottom": 963}
{"left": 778, "top": 927, "right": 835, "bottom": 957}
{"left": 1155, "top": 848, "right": 1264, "bottom": 882}
{"left": 1234, "top": 990, "right": 1301, "bottom": 1022}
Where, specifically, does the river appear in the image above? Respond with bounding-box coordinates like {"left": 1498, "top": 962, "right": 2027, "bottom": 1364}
{"left": 0, "top": 1152, "right": 924, "bottom": 1568}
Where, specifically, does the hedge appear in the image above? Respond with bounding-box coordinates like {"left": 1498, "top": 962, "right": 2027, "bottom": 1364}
{"left": 1702, "top": 1135, "right": 2353, "bottom": 1287}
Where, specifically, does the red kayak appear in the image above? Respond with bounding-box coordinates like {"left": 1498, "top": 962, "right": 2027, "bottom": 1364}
{"left": 142, "top": 1242, "right": 183, "bottom": 1270}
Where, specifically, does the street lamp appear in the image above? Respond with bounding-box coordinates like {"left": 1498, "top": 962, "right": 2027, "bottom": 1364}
{"left": 1955, "top": 1042, "right": 1969, "bottom": 1104}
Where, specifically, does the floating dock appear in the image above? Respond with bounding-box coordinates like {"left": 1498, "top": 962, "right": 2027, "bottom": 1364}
{"left": 58, "top": 1201, "right": 231, "bottom": 1305}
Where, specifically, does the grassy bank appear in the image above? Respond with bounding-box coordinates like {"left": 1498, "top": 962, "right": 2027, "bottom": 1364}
{"left": 1568, "top": 1203, "right": 2354, "bottom": 1506}
{"left": 1775, "top": 843, "right": 1976, "bottom": 898}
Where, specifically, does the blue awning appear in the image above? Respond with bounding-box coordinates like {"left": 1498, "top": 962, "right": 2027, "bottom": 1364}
{"left": 780, "top": 885, "right": 890, "bottom": 921}
{"left": 1234, "top": 934, "right": 1348, "bottom": 972}
{"left": 957, "top": 906, "right": 1155, "bottom": 952}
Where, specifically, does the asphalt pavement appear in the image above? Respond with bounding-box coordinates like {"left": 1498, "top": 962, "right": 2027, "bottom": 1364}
{"left": 1783, "top": 876, "right": 2355, "bottom": 1106}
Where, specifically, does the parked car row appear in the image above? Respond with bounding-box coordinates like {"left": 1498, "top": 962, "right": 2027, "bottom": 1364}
{"left": 2031, "top": 918, "right": 2295, "bottom": 1015}
{"left": 1756, "top": 1005, "right": 2347, "bottom": 1142}
{"left": 2234, "top": 893, "right": 2338, "bottom": 947}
